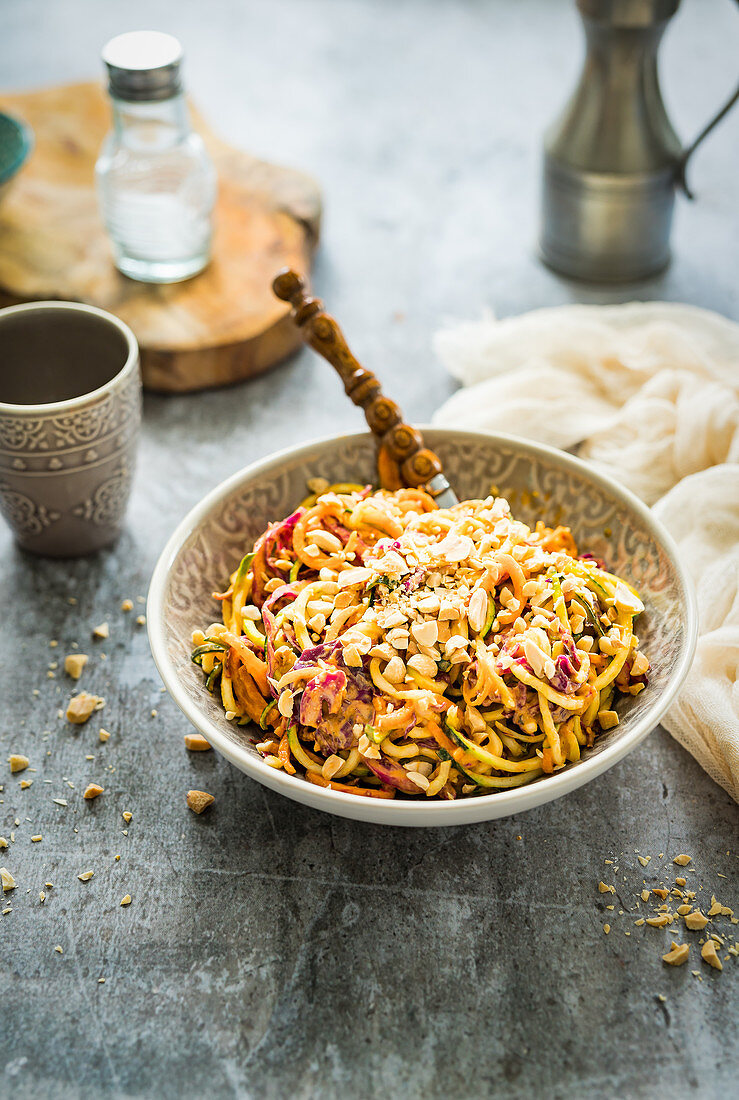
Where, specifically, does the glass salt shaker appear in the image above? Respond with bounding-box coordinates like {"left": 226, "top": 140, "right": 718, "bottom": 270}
{"left": 95, "top": 31, "right": 216, "bottom": 284}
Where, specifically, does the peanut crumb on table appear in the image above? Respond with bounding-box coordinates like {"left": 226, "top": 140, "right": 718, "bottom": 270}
{"left": 93, "top": 622, "right": 109, "bottom": 639}
{"left": 1, "top": 868, "right": 16, "bottom": 891}
{"left": 184, "top": 734, "right": 211, "bottom": 752}
{"left": 8, "top": 755, "right": 29, "bottom": 773}
{"left": 662, "top": 942, "right": 689, "bottom": 966}
{"left": 83, "top": 783, "right": 104, "bottom": 800}
{"left": 66, "top": 693, "right": 104, "bottom": 725}
{"left": 64, "top": 653, "right": 89, "bottom": 680}
{"left": 708, "top": 895, "right": 733, "bottom": 917}
{"left": 186, "top": 790, "right": 214, "bottom": 814}
{"left": 685, "top": 910, "right": 709, "bottom": 930}
{"left": 701, "top": 940, "right": 723, "bottom": 971}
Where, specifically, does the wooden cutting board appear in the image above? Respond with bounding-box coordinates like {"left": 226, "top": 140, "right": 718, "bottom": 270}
{"left": 0, "top": 82, "right": 321, "bottom": 392}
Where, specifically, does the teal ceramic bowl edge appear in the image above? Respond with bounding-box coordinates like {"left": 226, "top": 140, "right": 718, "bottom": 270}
{"left": 0, "top": 111, "right": 33, "bottom": 186}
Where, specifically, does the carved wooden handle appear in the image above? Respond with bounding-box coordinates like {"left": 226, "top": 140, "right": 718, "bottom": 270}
{"left": 273, "top": 268, "right": 445, "bottom": 489}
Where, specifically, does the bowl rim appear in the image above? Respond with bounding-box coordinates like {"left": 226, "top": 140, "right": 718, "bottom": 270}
{"left": 0, "top": 112, "right": 33, "bottom": 185}
{"left": 148, "top": 428, "right": 698, "bottom": 825}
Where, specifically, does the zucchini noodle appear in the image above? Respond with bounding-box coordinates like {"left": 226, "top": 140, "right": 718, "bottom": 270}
{"left": 190, "top": 482, "right": 649, "bottom": 800}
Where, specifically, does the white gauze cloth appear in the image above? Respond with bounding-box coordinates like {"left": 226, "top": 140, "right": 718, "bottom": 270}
{"left": 432, "top": 302, "right": 739, "bottom": 801}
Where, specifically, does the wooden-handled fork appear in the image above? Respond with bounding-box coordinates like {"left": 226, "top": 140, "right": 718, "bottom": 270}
{"left": 272, "top": 269, "right": 457, "bottom": 507}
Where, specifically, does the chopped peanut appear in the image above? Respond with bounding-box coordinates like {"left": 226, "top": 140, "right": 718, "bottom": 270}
{"left": 186, "top": 790, "right": 214, "bottom": 815}
{"left": 684, "top": 909, "right": 709, "bottom": 931}
{"left": 701, "top": 940, "right": 723, "bottom": 971}
{"left": 83, "top": 783, "right": 104, "bottom": 800}
{"left": 1, "top": 867, "right": 16, "bottom": 892}
{"left": 662, "top": 941, "right": 689, "bottom": 966}
{"left": 66, "top": 693, "right": 104, "bottom": 725}
{"left": 631, "top": 651, "right": 649, "bottom": 677}
{"left": 184, "top": 734, "right": 211, "bottom": 752}
{"left": 8, "top": 755, "right": 29, "bottom": 773}
{"left": 321, "top": 754, "right": 343, "bottom": 780}
{"left": 93, "top": 622, "right": 109, "bottom": 639}
{"left": 64, "top": 654, "right": 89, "bottom": 680}
{"left": 707, "top": 895, "right": 733, "bottom": 917}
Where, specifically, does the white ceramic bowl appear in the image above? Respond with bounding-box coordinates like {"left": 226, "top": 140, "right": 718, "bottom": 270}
{"left": 148, "top": 429, "right": 697, "bottom": 826}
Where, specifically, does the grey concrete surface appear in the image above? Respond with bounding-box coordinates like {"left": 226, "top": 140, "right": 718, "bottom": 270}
{"left": 1, "top": 1, "right": 738, "bottom": 1097}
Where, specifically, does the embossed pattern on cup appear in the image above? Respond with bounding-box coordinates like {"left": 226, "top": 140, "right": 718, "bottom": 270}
{"left": 0, "top": 301, "right": 141, "bottom": 557}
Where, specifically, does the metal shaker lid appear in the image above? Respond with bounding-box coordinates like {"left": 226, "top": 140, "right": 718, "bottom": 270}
{"left": 102, "top": 31, "right": 184, "bottom": 102}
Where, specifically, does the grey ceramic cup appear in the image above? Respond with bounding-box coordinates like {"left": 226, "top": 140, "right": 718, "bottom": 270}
{"left": 0, "top": 301, "right": 141, "bottom": 557}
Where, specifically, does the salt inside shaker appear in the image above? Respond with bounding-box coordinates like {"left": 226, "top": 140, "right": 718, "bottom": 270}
{"left": 96, "top": 31, "right": 216, "bottom": 284}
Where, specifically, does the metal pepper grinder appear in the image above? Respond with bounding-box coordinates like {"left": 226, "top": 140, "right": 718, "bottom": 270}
{"left": 540, "top": 0, "right": 739, "bottom": 282}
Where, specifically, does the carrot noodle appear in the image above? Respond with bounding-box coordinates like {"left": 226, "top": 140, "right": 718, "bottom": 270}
{"left": 190, "top": 484, "right": 648, "bottom": 800}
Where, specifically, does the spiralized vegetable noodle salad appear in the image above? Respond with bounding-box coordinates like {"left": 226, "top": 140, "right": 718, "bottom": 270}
{"left": 190, "top": 481, "right": 650, "bottom": 800}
